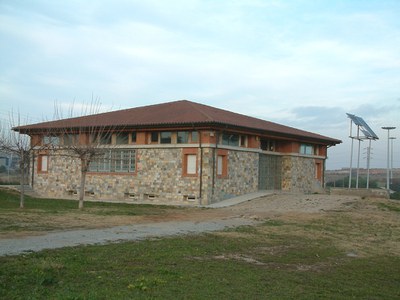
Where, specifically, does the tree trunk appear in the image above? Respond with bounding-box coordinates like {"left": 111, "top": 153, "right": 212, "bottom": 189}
{"left": 19, "top": 151, "right": 25, "bottom": 209}
{"left": 78, "top": 158, "right": 88, "bottom": 209}
{"left": 19, "top": 171, "right": 25, "bottom": 209}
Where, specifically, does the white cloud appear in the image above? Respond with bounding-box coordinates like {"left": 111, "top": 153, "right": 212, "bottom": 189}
{"left": 1, "top": 0, "right": 400, "bottom": 168}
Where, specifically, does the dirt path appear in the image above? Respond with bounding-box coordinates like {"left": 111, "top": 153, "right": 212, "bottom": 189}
{"left": 0, "top": 193, "right": 383, "bottom": 256}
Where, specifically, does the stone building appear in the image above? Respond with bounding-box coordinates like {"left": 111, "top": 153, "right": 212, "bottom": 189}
{"left": 15, "top": 100, "right": 341, "bottom": 205}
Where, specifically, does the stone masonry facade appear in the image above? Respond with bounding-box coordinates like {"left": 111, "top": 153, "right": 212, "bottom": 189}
{"left": 281, "top": 156, "right": 317, "bottom": 193}
{"left": 33, "top": 147, "right": 321, "bottom": 205}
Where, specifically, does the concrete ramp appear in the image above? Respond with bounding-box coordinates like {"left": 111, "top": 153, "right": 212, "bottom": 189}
{"left": 206, "top": 191, "right": 274, "bottom": 208}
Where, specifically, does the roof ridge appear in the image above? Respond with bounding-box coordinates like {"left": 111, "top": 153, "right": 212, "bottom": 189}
{"left": 184, "top": 100, "right": 215, "bottom": 122}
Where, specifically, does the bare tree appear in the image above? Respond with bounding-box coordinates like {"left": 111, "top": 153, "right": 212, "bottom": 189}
{"left": 51, "top": 100, "right": 117, "bottom": 209}
{"left": 11, "top": 100, "right": 121, "bottom": 209}
{"left": 0, "top": 112, "right": 41, "bottom": 208}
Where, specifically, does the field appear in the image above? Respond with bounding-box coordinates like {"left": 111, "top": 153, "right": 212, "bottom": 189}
{"left": 0, "top": 189, "right": 399, "bottom": 299}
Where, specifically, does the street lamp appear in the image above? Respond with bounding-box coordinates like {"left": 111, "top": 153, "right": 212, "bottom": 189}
{"left": 382, "top": 126, "right": 396, "bottom": 190}
{"left": 390, "top": 137, "right": 396, "bottom": 185}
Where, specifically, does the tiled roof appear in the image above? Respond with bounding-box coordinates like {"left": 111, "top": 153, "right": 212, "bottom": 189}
{"left": 15, "top": 100, "right": 341, "bottom": 145}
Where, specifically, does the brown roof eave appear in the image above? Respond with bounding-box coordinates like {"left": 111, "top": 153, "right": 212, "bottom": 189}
{"left": 14, "top": 121, "right": 342, "bottom": 146}
{"left": 209, "top": 123, "right": 342, "bottom": 146}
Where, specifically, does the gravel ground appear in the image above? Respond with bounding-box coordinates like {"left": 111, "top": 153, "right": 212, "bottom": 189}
{"left": 0, "top": 217, "right": 257, "bottom": 256}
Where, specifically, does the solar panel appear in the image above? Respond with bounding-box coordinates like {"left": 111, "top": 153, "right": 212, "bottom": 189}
{"left": 346, "top": 113, "right": 379, "bottom": 140}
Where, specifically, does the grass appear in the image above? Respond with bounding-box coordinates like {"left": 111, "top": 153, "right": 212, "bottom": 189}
{"left": 0, "top": 193, "right": 399, "bottom": 299}
{"left": 0, "top": 188, "right": 186, "bottom": 234}
{"left": 0, "top": 227, "right": 399, "bottom": 299}
{"left": 0, "top": 188, "right": 172, "bottom": 213}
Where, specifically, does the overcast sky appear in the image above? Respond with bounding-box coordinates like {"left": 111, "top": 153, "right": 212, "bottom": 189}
{"left": 1, "top": 0, "right": 399, "bottom": 170}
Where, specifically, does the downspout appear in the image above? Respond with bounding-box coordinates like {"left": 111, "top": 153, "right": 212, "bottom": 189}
{"left": 211, "top": 131, "right": 219, "bottom": 200}
{"left": 323, "top": 158, "right": 326, "bottom": 189}
{"left": 31, "top": 152, "right": 35, "bottom": 188}
{"left": 199, "top": 130, "right": 203, "bottom": 205}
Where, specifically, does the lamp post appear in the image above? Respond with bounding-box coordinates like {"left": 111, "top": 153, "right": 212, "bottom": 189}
{"left": 390, "top": 137, "right": 396, "bottom": 185}
{"left": 382, "top": 126, "right": 396, "bottom": 190}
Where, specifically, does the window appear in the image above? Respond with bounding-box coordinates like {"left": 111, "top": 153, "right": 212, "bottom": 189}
{"left": 116, "top": 133, "right": 129, "bottom": 145}
{"left": 315, "top": 161, "right": 322, "bottom": 180}
{"left": 300, "top": 144, "right": 313, "bottom": 155}
{"left": 63, "top": 134, "right": 78, "bottom": 146}
{"left": 89, "top": 149, "right": 136, "bottom": 173}
{"left": 221, "top": 133, "right": 240, "bottom": 146}
{"left": 191, "top": 131, "right": 199, "bottom": 143}
{"left": 38, "top": 155, "right": 48, "bottom": 172}
{"left": 177, "top": 131, "right": 189, "bottom": 143}
{"left": 240, "top": 135, "right": 247, "bottom": 147}
{"left": 182, "top": 148, "right": 198, "bottom": 176}
{"left": 43, "top": 135, "right": 60, "bottom": 146}
{"left": 99, "top": 133, "right": 112, "bottom": 145}
{"left": 216, "top": 149, "right": 228, "bottom": 177}
{"left": 131, "top": 132, "right": 137, "bottom": 143}
{"left": 217, "top": 156, "right": 223, "bottom": 176}
{"left": 160, "top": 132, "right": 171, "bottom": 144}
{"left": 260, "top": 139, "right": 276, "bottom": 151}
{"left": 186, "top": 155, "right": 197, "bottom": 174}
{"left": 151, "top": 132, "right": 159, "bottom": 143}
{"left": 178, "top": 131, "right": 199, "bottom": 144}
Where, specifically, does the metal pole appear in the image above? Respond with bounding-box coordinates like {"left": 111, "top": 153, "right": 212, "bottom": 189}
{"left": 366, "top": 139, "right": 371, "bottom": 189}
{"left": 348, "top": 119, "right": 354, "bottom": 189}
{"left": 382, "top": 127, "right": 396, "bottom": 190}
{"left": 390, "top": 137, "right": 396, "bottom": 185}
{"left": 349, "top": 137, "right": 354, "bottom": 189}
{"left": 356, "top": 138, "right": 361, "bottom": 189}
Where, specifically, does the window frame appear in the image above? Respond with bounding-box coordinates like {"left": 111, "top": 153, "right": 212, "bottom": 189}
{"left": 89, "top": 149, "right": 136, "bottom": 174}
{"left": 160, "top": 132, "right": 172, "bottom": 144}
{"left": 221, "top": 133, "right": 240, "bottom": 147}
{"left": 116, "top": 132, "right": 129, "bottom": 145}
{"left": 182, "top": 148, "right": 198, "bottom": 177}
{"left": 43, "top": 135, "right": 60, "bottom": 146}
{"left": 300, "top": 144, "right": 313, "bottom": 155}
{"left": 37, "top": 154, "right": 49, "bottom": 173}
{"left": 216, "top": 149, "right": 228, "bottom": 178}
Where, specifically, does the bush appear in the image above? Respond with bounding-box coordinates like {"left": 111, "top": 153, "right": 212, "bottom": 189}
{"left": 326, "top": 176, "right": 378, "bottom": 189}
{"left": 390, "top": 192, "right": 400, "bottom": 200}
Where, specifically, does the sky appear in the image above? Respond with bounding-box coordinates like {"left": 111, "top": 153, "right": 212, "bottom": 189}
{"left": 0, "top": 0, "right": 399, "bottom": 170}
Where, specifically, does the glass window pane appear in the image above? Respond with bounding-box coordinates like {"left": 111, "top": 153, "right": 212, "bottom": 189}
{"left": 100, "top": 133, "right": 112, "bottom": 145}
{"left": 191, "top": 131, "right": 198, "bottom": 143}
{"left": 160, "top": 132, "right": 171, "bottom": 144}
{"left": 43, "top": 136, "right": 60, "bottom": 146}
{"left": 116, "top": 133, "right": 129, "bottom": 144}
{"left": 131, "top": 132, "right": 137, "bottom": 143}
{"left": 89, "top": 150, "right": 135, "bottom": 173}
{"left": 222, "top": 133, "right": 239, "bottom": 146}
{"left": 177, "top": 132, "right": 189, "bottom": 143}
{"left": 151, "top": 132, "right": 159, "bottom": 143}
{"left": 63, "top": 134, "right": 77, "bottom": 146}
{"left": 130, "top": 152, "right": 135, "bottom": 172}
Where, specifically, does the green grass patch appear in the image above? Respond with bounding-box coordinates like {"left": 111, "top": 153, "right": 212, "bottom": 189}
{"left": 0, "top": 188, "right": 185, "bottom": 234}
{"left": 378, "top": 202, "right": 400, "bottom": 213}
{"left": 0, "top": 188, "right": 172, "bottom": 214}
{"left": 1, "top": 212, "right": 399, "bottom": 299}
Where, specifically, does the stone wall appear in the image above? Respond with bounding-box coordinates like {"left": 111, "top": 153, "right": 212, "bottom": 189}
{"left": 33, "top": 148, "right": 200, "bottom": 205}
{"left": 33, "top": 147, "right": 323, "bottom": 205}
{"left": 281, "top": 156, "right": 318, "bottom": 193}
{"left": 209, "top": 149, "right": 259, "bottom": 203}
